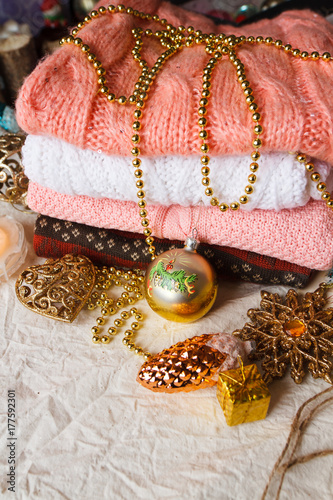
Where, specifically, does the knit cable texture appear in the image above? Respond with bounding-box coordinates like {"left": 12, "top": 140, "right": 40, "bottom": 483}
{"left": 27, "top": 182, "right": 333, "bottom": 270}
{"left": 16, "top": 1, "right": 333, "bottom": 163}
{"left": 22, "top": 134, "right": 333, "bottom": 210}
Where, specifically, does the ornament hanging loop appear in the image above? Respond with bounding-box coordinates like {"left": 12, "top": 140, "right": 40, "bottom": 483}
{"left": 184, "top": 235, "right": 199, "bottom": 252}
{"left": 184, "top": 219, "right": 200, "bottom": 252}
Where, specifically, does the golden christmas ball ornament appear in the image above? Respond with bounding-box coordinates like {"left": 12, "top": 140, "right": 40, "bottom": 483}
{"left": 144, "top": 236, "right": 218, "bottom": 322}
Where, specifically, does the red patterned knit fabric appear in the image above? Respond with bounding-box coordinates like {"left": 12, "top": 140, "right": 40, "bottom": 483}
{"left": 34, "top": 214, "right": 313, "bottom": 287}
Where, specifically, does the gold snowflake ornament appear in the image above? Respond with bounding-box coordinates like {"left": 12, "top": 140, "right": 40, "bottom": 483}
{"left": 233, "top": 285, "right": 333, "bottom": 385}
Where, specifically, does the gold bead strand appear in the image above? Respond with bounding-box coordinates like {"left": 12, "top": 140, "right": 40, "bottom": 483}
{"left": 198, "top": 54, "right": 224, "bottom": 209}
{"left": 130, "top": 31, "right": 180, "bottom": 259}
{"left": 60, "top": 7, "right": 180, "bottom": 105}
{"left": 295, "top": 152, "right": 333, "bottom": 209}
{"left": 250, "top": 33, "right": 293, "bottom": 55}
{"left": 131, "top": 113, "right": 157, "bottom": 260}
{"left": 199, "top": 49, "right": 261, "bottom": 211}
{"left": 185, "top": 25, "right": 195, "bottom": 47}
{"left": 89, "top": 267, "right": 147, "bottom": 349}
{"left": 130, "top": 37, "right": 183, "bottom": 261}
{"left": 62, "top": 5, "right": 150, "bottom": 105}
{"left": 129, "top": 78, "right": 156, "bottom": 259}
{"left": 230, "top": 51, "right": 263, "bottom": 208}
{"left": 121, "top": 308, "right": 151, "bottom": 359}
{"left": 61, "top": 4, "right": 107, "bottom": 40}
{"left": 129, "top": 28, "right": 150, "bottom": 104}
{"left": 261, "top": 33, "right": 332, "bottom": 62}
{"left": 90, "top": 267, "right": 114, "bottom": 343}
{"left": 277, "top": 37, "right": 331, "bottom": 62}
{"left": 61, "top": 31, "right": 122, "bottom": 104}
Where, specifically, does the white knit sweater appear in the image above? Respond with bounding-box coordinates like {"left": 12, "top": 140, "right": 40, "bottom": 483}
{"left": 22, "top": 135, "right": 333, "bottom": 210}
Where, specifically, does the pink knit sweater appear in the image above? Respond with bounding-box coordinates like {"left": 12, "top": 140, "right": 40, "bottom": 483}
{"left": 16, "top": 1, "right": 333, "bottom": 163}
{"left": 27, "top": 182, "right": 333, "bottom": 270}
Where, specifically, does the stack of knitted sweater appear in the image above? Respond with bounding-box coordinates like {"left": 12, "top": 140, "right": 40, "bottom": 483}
{"left": 16, "top": 0, "right": 333, "bottom": 287}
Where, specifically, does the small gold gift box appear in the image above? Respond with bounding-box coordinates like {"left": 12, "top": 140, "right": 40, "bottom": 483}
{"left": 217, "top": 362, "right": 271, "bottom": 426}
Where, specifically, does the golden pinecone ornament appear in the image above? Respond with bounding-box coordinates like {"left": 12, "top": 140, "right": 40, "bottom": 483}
{"left": 137, "top": 333, "right": 250, "bottom": 393}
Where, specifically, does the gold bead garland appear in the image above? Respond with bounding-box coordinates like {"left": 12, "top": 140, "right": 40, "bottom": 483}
{"left": 60, "top": 5, "right": 333, "bottom": 258}
{"left": 87, "top": 264, "right": 151, "bottom": 357}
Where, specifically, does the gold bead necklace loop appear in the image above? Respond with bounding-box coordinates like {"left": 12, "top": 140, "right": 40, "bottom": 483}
{"left": 87, "top": 265, "right": 151, "bottom": 357}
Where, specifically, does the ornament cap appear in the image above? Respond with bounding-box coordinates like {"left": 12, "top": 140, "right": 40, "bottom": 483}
{"left": 184, "top": 236, "right": 198, "bottom": 252}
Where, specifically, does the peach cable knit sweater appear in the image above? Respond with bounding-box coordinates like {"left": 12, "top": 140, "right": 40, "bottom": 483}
{"left": 27, "top": 182, "right": 333, "bottom": 270}
{"left": 16, "top": 1, "right": 333, "bottom": 163}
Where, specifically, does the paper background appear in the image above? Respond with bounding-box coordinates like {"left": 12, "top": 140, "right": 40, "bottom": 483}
{"left": 1, "top": 203, "right": 333, "bottom": 500}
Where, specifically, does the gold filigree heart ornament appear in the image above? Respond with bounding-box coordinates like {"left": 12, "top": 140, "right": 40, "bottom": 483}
{"left": 15, "top": 254, "right": 95, "bottom": 322}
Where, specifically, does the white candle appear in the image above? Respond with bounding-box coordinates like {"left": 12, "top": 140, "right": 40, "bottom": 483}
{"left": 0, "top": 227, "right": 9, "bottom": 257}
{"left": 0, "top": 216, "right": 27, "bottom": 281}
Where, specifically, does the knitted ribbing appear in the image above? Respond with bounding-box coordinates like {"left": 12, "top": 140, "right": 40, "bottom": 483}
{"left": 22, "top": 134, "right": 333, "bottom": 210}
{"left": 16, "top": 2, "right": 333, "bottom": 163}
{"left": 27, "top": 182, "right": 333, "bottom": 270}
